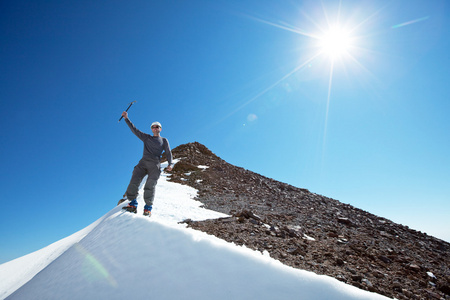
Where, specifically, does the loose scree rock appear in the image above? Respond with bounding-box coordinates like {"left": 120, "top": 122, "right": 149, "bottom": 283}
{"left": 163, "top": 142, "right": 450, "bottom": 300}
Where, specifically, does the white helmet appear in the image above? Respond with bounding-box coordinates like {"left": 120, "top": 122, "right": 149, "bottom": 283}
{"left": 151, "top": 121, "right": 162, "bottom": 128}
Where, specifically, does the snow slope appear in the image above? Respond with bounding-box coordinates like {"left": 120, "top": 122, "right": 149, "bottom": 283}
{"left": 0, "top": 163, "right": 391, "bottom": 299}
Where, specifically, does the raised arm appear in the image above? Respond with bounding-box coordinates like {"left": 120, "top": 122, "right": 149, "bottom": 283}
{"left": 122, "top": 112, "right": 146, "bottom": 141}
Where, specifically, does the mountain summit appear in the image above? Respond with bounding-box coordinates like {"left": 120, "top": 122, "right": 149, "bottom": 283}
{"left": 1, "top": 152, "right": 391, "bottom": 300}
{"left": 1, "top": 142, "right": 448, "bottom": 299}
{"left": 167, "top": 142, "right": 450, "bottom": 300}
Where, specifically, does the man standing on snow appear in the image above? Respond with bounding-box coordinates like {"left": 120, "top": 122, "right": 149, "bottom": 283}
{"left": 121, "top": 111, "right": 174, "bottom": 217}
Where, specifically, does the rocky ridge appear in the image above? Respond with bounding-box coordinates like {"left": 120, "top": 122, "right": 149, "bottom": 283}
{"left": 164, "top": 142, "right": 449, "bottom": 300}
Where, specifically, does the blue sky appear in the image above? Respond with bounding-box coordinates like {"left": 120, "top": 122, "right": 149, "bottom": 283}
{"left": 1, "top": 0, "right": 449, "bottom": 264}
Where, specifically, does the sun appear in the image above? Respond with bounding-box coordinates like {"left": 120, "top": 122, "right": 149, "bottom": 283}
{"left": 240, "top": 5, "right": 367, "bottom": 130}
{"left": 317, "top": 25, "right": 353, "bottom": 60}
{"left": 244, "top": 9, "right": 367, "bottom": 156}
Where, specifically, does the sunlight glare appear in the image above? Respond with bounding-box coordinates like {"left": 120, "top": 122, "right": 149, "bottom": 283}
{"left": 318, "top": 26, "right": 353, "bottom": 59}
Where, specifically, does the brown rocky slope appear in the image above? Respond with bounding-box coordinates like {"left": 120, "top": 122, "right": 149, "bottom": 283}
{"left": 163, "top": 142, "right": 449, "bottom": 300}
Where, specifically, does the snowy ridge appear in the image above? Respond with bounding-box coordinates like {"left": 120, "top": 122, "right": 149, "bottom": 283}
{"left": 0, "top": 163, "right": 390, "bottom": 299}
{"left": 0, "top": 220, "right": 99, "bottom": 299}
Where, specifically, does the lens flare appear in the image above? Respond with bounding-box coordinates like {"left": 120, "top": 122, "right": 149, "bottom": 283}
{"left": 75, "top": 244, "right": 118, "bottom": 287}
{"left": 392, "top": 16, "right": 429, "bottom": 29}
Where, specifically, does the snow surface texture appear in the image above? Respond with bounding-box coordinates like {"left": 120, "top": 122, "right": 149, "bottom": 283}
{"left": 0, "top": 162, "right": 391, "bottom": 299}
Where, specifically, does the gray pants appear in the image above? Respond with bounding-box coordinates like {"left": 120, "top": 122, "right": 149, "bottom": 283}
{"left": 125, "top": 159, "right": 161, "bottom": 206}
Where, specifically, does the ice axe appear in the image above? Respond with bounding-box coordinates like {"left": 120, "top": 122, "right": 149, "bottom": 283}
{"left": 118, "top": 101, "right": 137, "bottom": 122}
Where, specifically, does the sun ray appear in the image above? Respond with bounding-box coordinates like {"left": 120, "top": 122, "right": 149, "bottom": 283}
{"left": 214, "top": 52, "right": 323, "bottom": 125}
{"left": 324, "top": 60, "right": 334, "bottom": 144}
{"left": 245, "top": 15, "right": 320, "bottom": 39}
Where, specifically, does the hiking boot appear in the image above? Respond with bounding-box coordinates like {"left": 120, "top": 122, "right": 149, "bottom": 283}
{"left": 122, "top": 199, "right": 138, "bottom": 214}
{"left": 143, "top": 205, "right": 152, "bottom": 217}
{"left": 123, "top": 205, "right": 137, "bottom": 213}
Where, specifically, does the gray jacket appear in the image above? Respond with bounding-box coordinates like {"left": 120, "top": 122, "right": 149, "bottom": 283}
{"left": 125, "top": 119, "right": 173, "bottom": 166}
